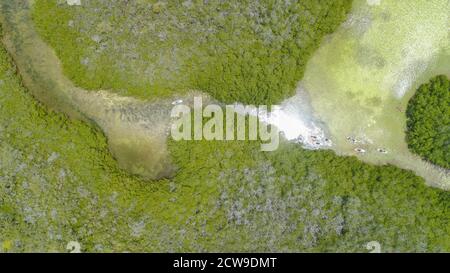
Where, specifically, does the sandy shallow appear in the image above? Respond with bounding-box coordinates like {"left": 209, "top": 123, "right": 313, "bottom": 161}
{"left": 266, "top": 0, "right": 449, "bottom": 189}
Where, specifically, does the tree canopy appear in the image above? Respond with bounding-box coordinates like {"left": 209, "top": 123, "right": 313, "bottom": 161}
{"left": 406, "top": 75, "right": 449, "bottom": 169}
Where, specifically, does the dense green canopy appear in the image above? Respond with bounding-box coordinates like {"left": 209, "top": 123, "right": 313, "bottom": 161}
{"left": 0, "top": 44, "right": 448, "bottom": 252}
{"left": 33, "top": 0, "right": 352, "bottom": 105}
{"left": 0, "top": 0, "right": 448, "bottom": 253}
{"left": 406, "top": 75, "right": 450, "bottom": 169}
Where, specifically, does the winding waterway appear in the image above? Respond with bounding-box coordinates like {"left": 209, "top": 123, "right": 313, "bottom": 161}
{"left": 1, "top": 0, "right": 448, "bottom": 188}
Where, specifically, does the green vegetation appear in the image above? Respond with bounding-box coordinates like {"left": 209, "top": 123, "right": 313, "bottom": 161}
{"left": 406, "top": 75, "right": 450, "bottom": 169}
{"left": 0, "top": 0, "right": 448, "bottom": 253}
{"left": 0, "top": 42, "right": 449, "bottom": 252}
{"left": 32, "top": 0, "right": 352, "bottom": 104}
